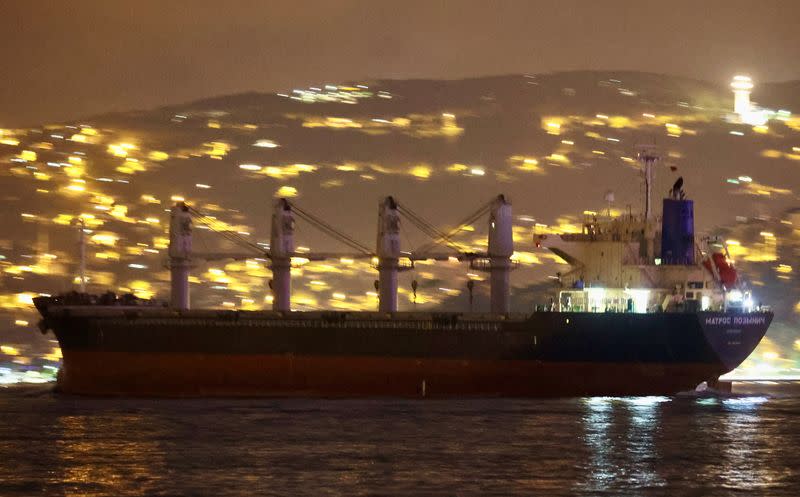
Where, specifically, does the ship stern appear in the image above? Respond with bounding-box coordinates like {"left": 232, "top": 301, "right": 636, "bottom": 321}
{"left": 699, "top": 311, "right": 772, "bottom": 373}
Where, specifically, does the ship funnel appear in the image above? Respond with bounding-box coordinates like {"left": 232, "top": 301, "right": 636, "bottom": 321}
{"left": 270, "top": 198, "right": 295, "bottom": 312}
{"left": 660, "top": 182, "right": 694, "bottom": 265}
{"left": 488, "top": 194, "right": 513, "bottom": 314}
{"left": 168, "top": 202, "right": 192, "bottom": 310}
{"left": 376, "top": 196, "right": 401, "bottom": 312}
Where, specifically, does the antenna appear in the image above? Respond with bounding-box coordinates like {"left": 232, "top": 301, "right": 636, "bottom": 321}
{"left": 636, "top": 144, "right": 659, "bottom": 220}
{"left": 76, "top": 218, "right": 86, "bottom": 292}
{"left": 604, "top": 190, "right": 615, "bottom": 218}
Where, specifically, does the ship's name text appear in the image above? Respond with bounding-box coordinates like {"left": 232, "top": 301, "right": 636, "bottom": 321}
{"left": 704, "top": 316, "right": 767, "bottom": 326}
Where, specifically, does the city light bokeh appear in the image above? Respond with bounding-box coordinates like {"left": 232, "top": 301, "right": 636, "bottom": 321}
{"left": 2, "top": 72, "right": 799, "bottom": 383}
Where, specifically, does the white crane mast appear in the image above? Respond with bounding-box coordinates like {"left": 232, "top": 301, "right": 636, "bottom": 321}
{"left": 270, "top": 199, "right": 295, "bottom": 312}
{"left": 376, "top": 196, "right": 401, "bottom": 313}
{"left": 488, "top": 195, "right": 513, "bottom": 314}
{"left": 168, "top": 203, "right": 193, "bottom": 310}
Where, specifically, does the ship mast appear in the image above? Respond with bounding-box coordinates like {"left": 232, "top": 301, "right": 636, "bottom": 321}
{"left": 270, "top": 199, "right": 295, "bottom": 312}
{"left": 168, "top": 203, "right": 193, "bottom": 310}
{"left": 376, "top": 196, "right": 401, "bottom": 313}
{"left": 487, "top": 195, "right": 513, "bottom": 314}
{"left": 637, "top": 144, "right": 659, "bottom": 221}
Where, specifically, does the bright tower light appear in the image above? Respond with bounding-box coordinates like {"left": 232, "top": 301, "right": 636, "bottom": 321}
{"left": 730, "top": 75, "right": 753, "bottom": 116}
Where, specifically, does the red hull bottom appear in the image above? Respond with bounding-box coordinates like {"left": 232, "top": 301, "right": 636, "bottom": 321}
{"left": 57, "top": 351, "right": 724, "bottom": 397}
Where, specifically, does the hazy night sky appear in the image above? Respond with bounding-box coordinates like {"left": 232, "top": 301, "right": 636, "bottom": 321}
{"left": 1, "top": 0, "right": 799, "bottom": 126}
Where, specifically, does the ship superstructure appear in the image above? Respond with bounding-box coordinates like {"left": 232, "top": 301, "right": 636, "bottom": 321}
{"left": 538, "top": 147, "right": 755, "bottom": 316}
{"left": 33, "top": 149, "right": 772, "bottom": 397}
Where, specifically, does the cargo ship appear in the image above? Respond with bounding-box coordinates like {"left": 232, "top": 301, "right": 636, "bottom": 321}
{"left": 34, "top": 149, "right": 772, "bottom": 397}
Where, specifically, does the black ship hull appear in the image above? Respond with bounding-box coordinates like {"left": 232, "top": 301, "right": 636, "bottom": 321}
{"left": 36, "top": 303, "right": 771, "bottom": 397}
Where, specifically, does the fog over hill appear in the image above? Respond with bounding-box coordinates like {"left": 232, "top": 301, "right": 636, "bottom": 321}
{"left": 1, "top": 71, "right": 799, "bottom": 380}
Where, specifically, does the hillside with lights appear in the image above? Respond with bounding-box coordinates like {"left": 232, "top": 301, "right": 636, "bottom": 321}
{"left": 1, "top": 71, "right": 799, "bottom": 383}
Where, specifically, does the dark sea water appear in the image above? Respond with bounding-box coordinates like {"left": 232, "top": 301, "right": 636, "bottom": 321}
{"left": 0, "top": 383, "right": 799, "bottom": 496}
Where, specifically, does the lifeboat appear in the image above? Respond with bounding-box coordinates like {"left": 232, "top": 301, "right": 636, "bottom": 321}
{"left": 703, "top": 252, "right": 737, "bottom": 287}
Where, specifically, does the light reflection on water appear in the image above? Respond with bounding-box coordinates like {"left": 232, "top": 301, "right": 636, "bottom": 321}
{"left": 0, "top": 386, "right": 797, "bottom": 496}
{"left": 580, "top": 397, "right": 617, "bottom": 491}
{"left": 623, "top": 397, "right": 666, "bottom": 488}
{"left": 578, "top": 396, "right": 670, "bottom": 493}
{"left": 54, "top": 413, "right": 167, "bottom": 496}
{"left": 719, "top": 395, "right": 778, "bottom": 491}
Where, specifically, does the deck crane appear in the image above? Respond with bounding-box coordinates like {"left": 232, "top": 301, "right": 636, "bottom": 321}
{"left": 168, "top": 194, "right": 514, "bottom": 314}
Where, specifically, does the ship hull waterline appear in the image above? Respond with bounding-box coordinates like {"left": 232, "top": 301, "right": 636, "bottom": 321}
{"left": 58, "top": 351, "right": 730, "bottom": 397}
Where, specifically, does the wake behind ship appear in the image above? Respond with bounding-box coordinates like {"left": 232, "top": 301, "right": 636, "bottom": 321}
{"left": 35, "top": 150, "right": 772, "bottom": 397}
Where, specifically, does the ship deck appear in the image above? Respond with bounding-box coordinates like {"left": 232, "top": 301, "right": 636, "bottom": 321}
{"left": 43, "top": 306, "right": 532, "bottom": 321}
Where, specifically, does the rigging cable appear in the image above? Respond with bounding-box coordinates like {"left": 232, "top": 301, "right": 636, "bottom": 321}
{"left": 186, "top": 206, "right": 265, "bottom": 255}
{"left": 398, "top": 198, "right": 493, "bottom": 255}
{"left": 288, "top": 202, "right": 373, "bottom": 257}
